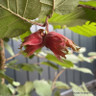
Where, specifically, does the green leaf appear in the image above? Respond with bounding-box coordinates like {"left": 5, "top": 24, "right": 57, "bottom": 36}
{"left": 0, "top": 84, "right": 12, "bottom": 96}
{"left": 20, "top": 64, "right": 43, "bottom": 73}
{"left": 0, "top": 0, "right": 41, "bottom": 38}
{"left": 33, "top": 80, "right": 52, "bottom": 96}
{"left": 0, "top": 71, "right": 13, "bottom": 83}
{"left": 78, "top": 53, "right": 93, "bottom": 63}
{"left": 7, "top": 60, "right": 43, "bottom": 73}
{"left": 88, "top": 52, "right": 96, "bottom": 56}
{"left": 70, "top": 82, "right": 94, "bottom": 96}
{"left": 4, "top": 42, "right": 14, "bottom": 56}
{"left": 39, "top": 0, "right": 79, "bottom": 16}
{"left": 55, "top": 81, "right": 70, "bottom": 89}
{"left": 41, "top": 7, "right": 96, "bottom": 29}
{"left": 20, "top": 31, "right": 31, "bottom": 42}
{"left": 80, "top": 1, "right": 96, "bottom": 7}
{"left": 7, "top": 84, "right": 15, "bottom": 94}
{"left": 78, "top": 47, "right": 86, "bottom": 53}
{"left": 54, "top": 90, "right": 61, "bottom": 96}
{"left": 71, "top": 66, "right": 93, "bottom": 75}
{"left": 38, "top": 2, "right": 96, "bottom": 37}
{"left": 41, "top": 61, "right": 58, "bottom": 69}
{"left": 54, "top": 0, "right": 79, "bottom": 15}
{"left": 46, "top": 54, "right": 74, "bottom": 68}
{"left": 13, "top": 81, "right": 20, "bottom": 86}
{"left": 17, "top": 81, "right": 33, "bottom": 96}
{"left": 66, "top": 54, "right": 81, "bottom": 63}
{"left": 69, "top": 21, "right": 96, "bottom": 37}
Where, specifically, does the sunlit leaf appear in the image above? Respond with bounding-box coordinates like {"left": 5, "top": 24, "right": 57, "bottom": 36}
{"left": 80, "top": 1, "right": 96, "bottom": 7}
{"left": 71, "top": 66, "right": 93, "bottom": 75}
{"left": 69, "top": 21, "right": 96, "bottom": 37}
{"left": 70, "top": 82, "right": 94, "bottom": 96}
{"left": 88, "top": 52, "right": 96, "bottom": 56}
{"left": 46, "top": 54, "right": 74, "bottom": 68}
{"left": 4, "top": 42, "right": 15, "bottom": 56}
{"left": 0, "top": 84, "right": 12, "bottom": 96}
{"left": 17, "top": 82, "right": 33, "bottom": 96}
{"left": 55, "top": 81, "right": 70, "bottom": 89}
{"left": 20, "top": 31, "right": 31, "bottom": 42}
{"left": 33, "top": 80, "right": 52, "bottom": 96}
{"left": 7, "top": 84, "right": 15, "bottom": 94}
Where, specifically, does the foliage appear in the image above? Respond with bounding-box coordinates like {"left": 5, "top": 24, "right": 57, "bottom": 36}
{"left": 0, "top": 0, "right": 96, "bottom": 96}
{"left": 0, "top": 71, "right": 13, "bottom": 84}
{"left": 17, "top": 82, "right": 34, "bottom": 96}
{"left": 69, "top": 21, "right": 96, "bottom": 37}
{"left": 0, "top": 0, "right": 79, "bottom": 38}
{"left": 45, "top": 53, "right": 74, "bottom": 68}
{"left": 4, "top": 42, "right": 15, "bottom": 56}
{"left": 7, "top": 60, "right": 43, "bottom": 73}
{"left": 70, "top": 82, "right": 94, "bottom": 96}
{"left": 71, "top": 65, "right": 93, "bottom": 75}
{"left": 0, "top": 0, "right": 96, "bottom": 37}
{"left": 0, "top": 80, "right": 70, "bottom": 96}
{"left": 0, "top": 84, "right": 12, "bottom": 96}
{"left": 80, "top": 1, "right": 96, "bottom": 7}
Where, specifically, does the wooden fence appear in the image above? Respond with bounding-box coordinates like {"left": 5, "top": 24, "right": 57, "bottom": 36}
{"left": 5, "top": 26, "right": 96, "bottom": 91}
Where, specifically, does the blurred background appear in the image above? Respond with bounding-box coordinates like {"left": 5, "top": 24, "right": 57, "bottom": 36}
{"left": 5, "top": 25, "right": 96, "bottom": 86}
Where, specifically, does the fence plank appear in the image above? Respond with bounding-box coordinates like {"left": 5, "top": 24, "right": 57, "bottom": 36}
{"left": 5, "top": 27, "right": 96, "bottom": 87}
{"left": 64, "top": 29, "right": 74, "bottom": 84}
{"left": 5, "top": 39, "right": 15, "bottom": 82}
{"left": 79, "top": 35, "right": 94, "bottom": 83}
{"left": 12, "top": 40, "right": 28, "bottom": 84}
{"left": 72, "top": 32, "right": 81, "bottom": 85}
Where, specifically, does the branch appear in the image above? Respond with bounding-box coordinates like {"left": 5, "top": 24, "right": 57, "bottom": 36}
{"left": 78, "top": 4, "right": 96, "bottom": 10}
{"left": 6, "top": 52, "right": 45, "bottom": 62}
{"left": 45, "top": 16, "right": 49, "bottom": 33}
{"left": 6, "top": 52, "right": 21, "bottom": 61}
{"left": 0, "top": 39, "right": 5, "bottom": 70}
{"left": 51, "top": 69, "right": 64, "bottom": 90}
{"left": 0, "top": 4, "right": 45, "bottom": 27}
{"left": 0, "top": 39, "right": 5, "bottom": 84}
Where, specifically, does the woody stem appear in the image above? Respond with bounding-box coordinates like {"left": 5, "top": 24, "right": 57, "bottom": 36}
{"left": 0, "top": 39, "right": 6, "bottom": 84}
{"left": 51, "top": 69, "right": 65, "bottom": 90}
{"left": 45, "top": 16, "right": 50, "bottom": 33}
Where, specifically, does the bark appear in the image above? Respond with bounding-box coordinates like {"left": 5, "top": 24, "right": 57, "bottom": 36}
{"left": 0, "top": 39, "right": 5, "bottom": 70}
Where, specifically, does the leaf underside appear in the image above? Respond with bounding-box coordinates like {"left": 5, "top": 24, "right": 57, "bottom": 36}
{"left": 0, "top": 0, "right": 41, "bottom": 38}
{"left": 0, "top": 0, "right": 96, "bottom": 38}
{"left": 0, "top": 0, "right": 79, "bottom": 38}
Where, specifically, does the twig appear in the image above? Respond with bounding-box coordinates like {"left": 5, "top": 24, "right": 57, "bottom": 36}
{"left": 0, "top": 39, "right": 5, "bottom": 84}
{"left": 51, "top": 69, "right": 65, "bottom": 90}
{"left": 44, "top": 0, "right": 55, "bottom": 33}
{"left": 78, "top": 4, "right": 96, "bottom": 10}
{"left": 0, "top": 39, "right": 5, "bottom": 70}
{"left": 0, "top": 4, "right": 45, "bottom": 27}
{"left": 45, "top": 16, "right": 50, "bottom": 33}
{"left": 6, "top": 52, "right": 45, "bottom": 62}
{"left": 6, "top": 52, "right": 21, "bottom": 61}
